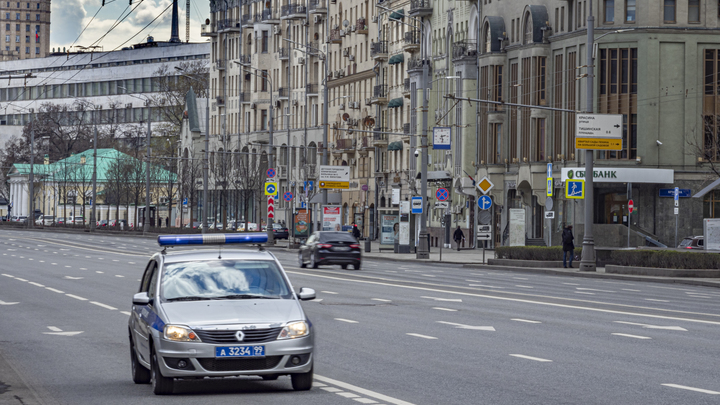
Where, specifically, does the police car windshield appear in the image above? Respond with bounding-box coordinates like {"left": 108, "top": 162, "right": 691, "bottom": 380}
{"left": 161, "top": 260, "right": 292, "bottom": 301}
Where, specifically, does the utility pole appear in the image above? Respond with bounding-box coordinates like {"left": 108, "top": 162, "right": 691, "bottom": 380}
{"left": 90, "top": 110, "right": 98, "bottom": 232}
{"left": 28, "top": 111, "right": 34, "bottom": 229}
{"left": 322, "top": 7, "right": 329, "bottom": 209}
{"left": 416, "top": 18, "right": 430, "bottom": 259}
{"left": 144, "top": 117, "right": 151, "bottom": 235}
{"left": 580, "top": 3, "right": 596, "bottom": 271}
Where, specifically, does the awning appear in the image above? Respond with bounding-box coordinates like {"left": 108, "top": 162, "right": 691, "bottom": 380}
{"left": 389, "top": 9, "right": 405, "bottom": 20}
{"left": 388, "top": 97, "right": 404, "bottom": 108}
{"left": 388, "top": 53, "right": 405, "bottom": 65}
{"left": 388, "top": 141, "right": 403, "bottom": 150}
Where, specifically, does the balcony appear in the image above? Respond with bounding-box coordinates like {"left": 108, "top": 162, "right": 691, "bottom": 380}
{"left": 242, "top": 14, "right": 253, "bottom": 27}
{"left": 360, "top": 136, "right": 373, "bottom": 153}
{"left": 357, "top": 18, "right": 368, "bottom": 35}
{"left": 201, "top": 23, "right": 216, "bottom": 37}
{"left": 371, "top": 41, "right": 388, "bottom": 61}
{"left": 403, "top": 30, "right": 421, "bottom": 53}
{"left": 238, "top": 54, "right": 252, "bottom": 66}
{"left": 309, "top": 0, "right": 327, "bottom": 14}
{"left": 306, "top": 83, "right": 319, "bottom": 95}
{"left": 239, "top": 93, "right": 251, "bottom": 104}
{"left": 408, "top": 0, "right": 432, "bottom": 17}
{"left": 328, "top": 27, "right": 342, "bottom": 44}
{"left": 277, "top": 87, "right": 290, "bottom": 100}
{"left": 403, "top": 123, "right": 411, "bottom": 135}
{"left": 215, "top": 59, "right": 226, "bottom": 70}
{"left": 217, "top": 18, "right": 240, "bottom": 31}
{"left": 279, "top": 47, "right": 290, "bottom": 60}
{"left": 369, "top": 84, "right": 388, "bottom": 105}
{"left": 281, "top": 3, "right": 307, "bottom": 19}
{"left": 408, "top": 56, "right": 432, "bottom": 75}
{"left": 403, "top": 78, "right": 411, "bottom": 98}
{"left": 336, "top": 138, "right": 355, "bottom": 151}
{"left": 452, "top": 40, "right": 478, "bottom": 62}
{"left": 261, "top": 8, "right": 278, "bottom": 23}
{"left": 372, "top": 131, "right": 388, "bottom": 146}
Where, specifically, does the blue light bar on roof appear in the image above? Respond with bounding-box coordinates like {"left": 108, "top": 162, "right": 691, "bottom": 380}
{"left": 157, "top": 233, "right": 269, "bottom": 247}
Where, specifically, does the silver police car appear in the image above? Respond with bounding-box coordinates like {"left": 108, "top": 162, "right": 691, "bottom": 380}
{"left": 128, "top": 234, "right": 316, "bottom": 395}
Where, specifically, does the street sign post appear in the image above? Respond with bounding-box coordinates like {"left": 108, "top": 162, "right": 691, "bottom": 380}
{"left": 435, "top": 201, "right": 449, "bottom": 209}
{"left": 436, "top": 188, "right": 449, "bottom": 201}
{"left": 267, "top": 197, "right": 275, "bottom": 220}
{"left": 476, "top": 177, "right": 494, "bottom": 195}
{"left": 319, "top": 165, "right": 350, "bottom": 189}
{"left": 575, "top": 113, "right": 623, "bottom": 151}
{"left": 264, "top": 182, "right": 278, "bottom": 196}
{"left": 478, "top": 195, "right": 492, "bottom": 210}
{"left": 267, "top": 168, "right": 276, "bottom": 178}
{"left": 628, "top": 199, "right": 634, "bottom": 213}
{"left": 627, "top": 199, "right": 634, "bottom": 247}
{"left": 565, "top": 180, "right": 585, "bottom": 199}
{"left": 411, "top": 197, "right": 423, "bottom": 214}
{"left": 674, "top": 187, "right": 679, "bottom": 247}
{"left": 544, "top": 211, "right": 555, "bottom": 219}
{"left": 283, "top": 192, "right": 294, "bottom": 202}
{"left": 546, "top": 177, "right": 553, "bottom": 197}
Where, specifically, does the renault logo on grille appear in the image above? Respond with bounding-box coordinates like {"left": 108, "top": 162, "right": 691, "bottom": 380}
{"left": 235, "top": 331, "right": 245, "bottom": 342}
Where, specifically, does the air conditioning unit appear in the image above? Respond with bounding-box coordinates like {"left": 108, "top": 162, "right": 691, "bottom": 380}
{"left": 273, "top": 26, "right": 281, "bottom": 35}
{"left": 350, "top": 25, "right": 356, "bottom": 32}
{"left": 340, "top": 29, "right": 346, "bottom": 37}
{"left": 353, "top": 101, "right": 360, "bottom": 109}
{"left": 339, "top": 103, "right": 345, "bottom": 110}
{"left": 372, "top": 15, "right": 378, "bottom": 23}
{"left": 293, "top": 100, "right": 299, "bottom": 106}
{"left": 339, "top": 70, "right": 345, "bottom": 77}
{"left": 298, "top": 57, "right": 305, "bottom": 64}
{"left": 349, "top": 55, "right": 355, "bottom": 61}
{"left": 314, "top": 15, "right": 322, "bottom": 24}
{"left": 251, "top": 102, "right": 257, "bottom": 109}
{"left": 343, "top": 49, "right": 349, "bottom": 57}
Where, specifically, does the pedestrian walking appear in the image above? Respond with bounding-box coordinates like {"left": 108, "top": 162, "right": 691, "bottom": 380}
{"left": 562, "top": 225, "right": 575, "bottom": 268}
{"left": 453, "top": 226, "right": 465, "bottom": 251}
{"left": 352, "top": 222, "right": 361, "bottom": 240}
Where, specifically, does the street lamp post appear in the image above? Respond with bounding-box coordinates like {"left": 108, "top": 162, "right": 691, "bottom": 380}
{"left": 28, "top": 111, "right": 34, "bottom": 229}
{"left": 174, "top": 67, "right": 210, "bottom": 234}
{"left": 90, "top": 107, "right": 98, "bottom": 232}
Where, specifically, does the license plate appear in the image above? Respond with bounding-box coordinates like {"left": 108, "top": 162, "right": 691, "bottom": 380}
{"left": 332, "top": 246, "right": 350, "bottom": 251}
{"left": 215, "top": 346, "right": 265, "bottom": 357}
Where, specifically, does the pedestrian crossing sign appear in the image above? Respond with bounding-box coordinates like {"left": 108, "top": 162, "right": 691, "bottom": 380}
{"left": 565, "top": 179, "right": 585, "bottom": 199}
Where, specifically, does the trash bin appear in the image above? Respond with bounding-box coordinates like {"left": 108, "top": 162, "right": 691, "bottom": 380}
{"left": 365, "top": 238, "right": 371, "bottom": 252}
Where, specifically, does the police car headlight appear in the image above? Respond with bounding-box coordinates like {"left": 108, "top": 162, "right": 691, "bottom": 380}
{"left": 164, "top": 325, "right": 201, "bottom": 342}
{"left": 277, "top": 321, "right": 309, "bottom": 339}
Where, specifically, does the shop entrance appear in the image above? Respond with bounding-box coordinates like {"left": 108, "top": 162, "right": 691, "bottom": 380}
{"left": 597, "top": 190, "right": 629, "bottom": 225}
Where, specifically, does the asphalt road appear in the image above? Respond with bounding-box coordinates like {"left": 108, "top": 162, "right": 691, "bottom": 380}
{"left": 1, "top": 229, "right": 719, "bottom": 404}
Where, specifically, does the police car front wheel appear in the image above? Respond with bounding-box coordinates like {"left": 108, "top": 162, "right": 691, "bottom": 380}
{"left": 291, "top": 366, "right": 313, "bottom": 391}
{"left": 129, "top": 335, "right": 150, "bottom": 384}
{"left": 151, "top": 351, "right": 174, "bottom": 395}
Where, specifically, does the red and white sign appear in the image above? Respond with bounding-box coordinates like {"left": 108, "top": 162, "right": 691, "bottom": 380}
{"left": 628, "top": 199, "right": 634, "bottom": 214}
{"left": 322, "top": 206, "right": 341, "bottom": 231}
{"left": 267, "top": 197, "right": 275, "bottom": 219}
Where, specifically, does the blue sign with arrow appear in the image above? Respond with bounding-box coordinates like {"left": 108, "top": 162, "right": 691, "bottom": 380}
{"left": 478, "top": 195, "right": 493, "bottom": 210}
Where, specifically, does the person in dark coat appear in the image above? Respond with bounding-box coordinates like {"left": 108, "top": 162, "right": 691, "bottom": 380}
{"left": 453, "top": 226, "right": 465, "bottom": 251}
{"left": 352, "top": 222, "right": 361, "bottom": 240}
{"left": 562, "top": 225, "right": 575, "bottom": 268}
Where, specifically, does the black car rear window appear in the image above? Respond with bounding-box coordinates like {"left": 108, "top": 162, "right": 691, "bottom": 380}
{"left": 319, "top": 232, "right": 356, "bottom": 243}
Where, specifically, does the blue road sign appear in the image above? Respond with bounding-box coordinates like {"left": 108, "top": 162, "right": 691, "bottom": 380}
{"left": 478, "top": 195, "right": 493, "bottom": 210}
{"left": 411, "top": 196, "right": 423, "bottom": 214}
{"left": 436, "top": 188, "right": 449, "bottom": 201}
{"left": 283, "top": 192, "right": 294, "bottom": 202}
{"left": 301, "top": 202, "right": 306, "bottom": 208}
{"left": 659, "top": 188, "right": 690, "bottom": 198}
{"left": 183, "top": 198, "right": 188, "bottom": 206}
{"left": 264, "top": 182, "right": 277, "bottom": 195}
{"left": 674, "top": 187, "right": 679, "bottom": 201}
{"left": 565, "top": 180, "right": 585, "bottom": 199}
{"left": 267, "top": 168, "right": 276, "bottom": 178}
{"left": 547, "top": 162, "right": 553, "bottom": 178}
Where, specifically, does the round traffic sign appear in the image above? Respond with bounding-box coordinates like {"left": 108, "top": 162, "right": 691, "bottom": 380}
{"left": 267, "top": 168, "right": 276, "bottom": 178}
{"left": 545, "top": 197, "right": 553, "bottom": 211}
{"left": 283, "top": 192, "right": 294, "bottom": 202}
{"left": 628, "top": 199, "right": 634, "bottom": 214}
{"left": 265, "top": 183, "right": 277, "bottom": 195}
{"left": 436, "top": 188, "right": 449, "bottom": 201}
{"left": 478, "top": 195, "right": 493, "bottom": 210}
{"left": 361, "top": 184, "right": 368, "bottom": 191}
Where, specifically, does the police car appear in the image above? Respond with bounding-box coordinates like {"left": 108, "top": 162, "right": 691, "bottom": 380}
{"left": 128, "top": 233, "right": 316, "bottom": 395}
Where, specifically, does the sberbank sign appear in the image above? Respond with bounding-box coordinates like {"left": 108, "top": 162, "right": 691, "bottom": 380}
{"left": 560, "top": 168, "right": 674, "bottom": 184}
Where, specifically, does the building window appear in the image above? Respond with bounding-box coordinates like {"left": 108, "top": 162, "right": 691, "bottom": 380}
{"left": 261, "top": 69, "right": 268, "bottom": 92}
{"left": 483, "top": 23, "right": 491, "bottom": 53}
{"left": 24, "top": 45, "right": 28, "bottom": 53}
{"left": 509, "top": 62, "right": 518, "bottom": 162}
{"left": 554, "top": 53, "right": 563, "bottom": 161}
{"left": 566, "top": 51, "right": 577, "bottom": 159}
{"left": 703, "top": 191, "right": 720, "bottom": 218}
{"left": 523, "top": 14, "right": 532, "bottom": 44}
{"left": 625, "top": 0, "right": 635, "bottom": 22}
{"left": 535, "top": 56, "right": 546, "bottom": 105}
{"left": 491, "top": 123, "right": 502, "bottom": 164}
{"left": 688, "top": 0, "right": 700, "bottom": 22}
{"left": 663, "top": 0, "right": 675, "bottom": 22}
{"left": 598, "top": 48, "right": 638, "bottom": 159}
{"left": 604, "top": 0, "right": 614, "bottom": 23}
{"left": 260, "top": 109, "right": 267, "bottom": 130}
{"left": 535, "top": 118, "right": 546, "bottom": 161}
{"left": 15, "top": 35, "right": 18, "bottom": 42}
{"left": 261, "top": 30, "right": 268, "bottom": 53}
{"left": 15, "top": 13, "right": 19, "bottom": 20}
{"left": 35, "top": 13, "right": 38, "bottom": 21}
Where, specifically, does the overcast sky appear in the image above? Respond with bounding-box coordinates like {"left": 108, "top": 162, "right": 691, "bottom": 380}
{"left": 50, "top": 0, "right": 210, "bottom": 52}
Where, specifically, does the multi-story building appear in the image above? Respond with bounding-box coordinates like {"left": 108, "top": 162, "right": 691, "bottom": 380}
{"left": 0, "top": 0, "right": 51, "bottom": 61}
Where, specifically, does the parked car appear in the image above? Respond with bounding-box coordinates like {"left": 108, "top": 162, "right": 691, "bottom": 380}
{"left": 97, "top": 219, "right": 109, "bottom": 227}
{"left": 298, "top": 231, "right": 362, "bottom": 270}
{"left": 35, "top": 215, "right": 56, "bottom": 226}
{"left": 678, "top": 235, "right": 704, "bottom": 249}
{"left": 17, "top": 216, "right": 28, "bottom": 223}
{"left": 184, "top": 221, "right": 201, "bottom": 229}
{"left": 71, "top": 216, "right": 85, "bottom": 225}
{"left": 1, "top": 215, "right": 6, "bottom": 221}
{"left": 272, "top": 223, "right": 289, "bottom": 239}
{"left": 56, "top": 217, "right": 66, "bottom": 224}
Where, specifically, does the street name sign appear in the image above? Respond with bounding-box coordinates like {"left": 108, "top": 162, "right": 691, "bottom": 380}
{"left": 575, "top": 113, "right": 623, "bottom": 150}
{"left": 319, "top": 165, "right": 350, "bottom": 189}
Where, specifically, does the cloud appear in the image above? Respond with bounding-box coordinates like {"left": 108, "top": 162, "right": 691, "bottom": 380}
{"left": 50, "top": 0, "right": 87, "bottom": 47}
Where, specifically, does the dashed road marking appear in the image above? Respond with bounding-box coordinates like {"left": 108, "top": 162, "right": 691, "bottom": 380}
{"left": 322, "top": 291, "right": 339, "bottom": 294}
{"left": 15, "top": 278, "right": 27, "bottom": 282}
{"left": 509, "top": 354, "right": 552, "bottom": 362}
{"left": 661, "top": 384, "right": 720, "bottom": 395}
{"left": 45, "top": 287, "right": 64, "bottom": 293}
{"left": 432, "top": 307, "right": 458, "bottom": 312}
{"left": 512, "top": 319, "right": 542, "bottom": 324}
{"left": 622, "top": 289, "right": 641, "bottom": 292}
{"left": 371, "top": 298, "right": 392, "bottom": 302}
{"left": 406, "top": 333, "right": 437, "bottom": 340}
{"left": 28, "top": 282, "right": 45, "bottom": 287}
{"left": 335, "top": 318, "right": 359, "bottom": 324}
{"left": 66, "top": 294, "right": 88, "bottom": 301}
{"left": 645, "top": 299, "right": 670, "bottom": 303}
{"left": 515, "top": 285, "right": 534, "bottom": 289}
{"left": 120, "top": 311, "right": 131, "bottom": 316}
{"left": 612, "top": 333, "right": 651, "bottom": 340}
{"left": 90, "top": 302, "right": 117, "bottom": 310}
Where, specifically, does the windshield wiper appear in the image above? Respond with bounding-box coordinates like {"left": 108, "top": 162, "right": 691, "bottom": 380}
{"left": 166, "top": 296, "right": 213, "bottom": 302}
{"left": 213, "top": 294, "right": 279, "bottom": 300}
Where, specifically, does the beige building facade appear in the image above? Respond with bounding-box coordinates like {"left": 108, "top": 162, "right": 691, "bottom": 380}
{"left": 0, "top": 0, "right": 51, "bottom": 61}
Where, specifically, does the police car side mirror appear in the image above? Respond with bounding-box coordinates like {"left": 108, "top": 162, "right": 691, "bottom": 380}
{"left": 133, "top": 292, "right": 151, "bottom": 306}
{"left": 298, "top": 287, "right": 316, "bottom": 301}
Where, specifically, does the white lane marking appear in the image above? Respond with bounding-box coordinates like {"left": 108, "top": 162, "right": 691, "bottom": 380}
{"left": 482, "top": 285, "right": 505, "bottom": 289}
{"left": 322, "top": 291, "right": 339, "bottom": 294}
{"left": 115, "top": 275, "right": 125, "bottom": 278}
{"left": 321, "top": 387, "right": 343, "bottom": 393}
{"left": 64, "top": 266, "right": 71, "bottom": 268}
{"left": 622, "top": 289, "right": 641, "bottom": 292}
{"left": 28, "top": 258, "right": 33, "bottom": 261}
{"left": 335, "top": 318, "right": 359, "bottom": 324}
{"left": 513, "top": 277, "right": 529, "bottom": 280}
{"left": 314, "top": 374, "right": 417, "bottom": 405}
{"left": 509, "top": 354, "right": 552, "bottom": 362}
{"left": 285, "top": 271, "right": 720, "bottom": 325}
{"left": 43, "top": 327, "right": 83, "bottom": 336}
{"left": 421, "top": 274, "right": 436, "bottom": 277}
{"left": 432, "top": 307, "right": 458, "bottom": 312}
{"left": 612, "top": 333, "right": 652, "bottom": 339}
{"left": 515, "top": 285, "right": 534, "bottom": 289}
{"left": 120, "top": 311, "right": 131, "bottom": 316}
{"left": 437, "top": 321, "right": 495, "bottom": 331}
{"left": 613, "top": 321, "right": 687, "bottom": 331}
{"left": 422, "top": 296, "right": 462, "bottom": 302}
{"left": 15, "top": 278, "right": 28, "bottom": 282}
{"left": 649, "top": 285, "right": 695, "bottom": 292}
{"left": 28, "top": 282, "right": 45, "bottom": 287}
{"left": 96, "top": 271, "right": 104, "bottom": 274}
{"left": 512, "top": 319, "right": 542, "bottom": 324}
{"left": 39, "top": 260, "right": 44, "bottom": 263}
{"left": 371, "top": 298, "right": 392, "bottom": 302}
{"left": 112, "top": 260, "right": 119, "bottom": 262}
{"left": 64, "top": 276, "right": 83, "bottom": 280}
{"left": 45, "top": 287, "right": 64, "bottom": 293}
{"left": 353, "top": 398, "right": 379, "bottom": 404}
{"left": 406, "top": 333, "right": 437, "bottom": 340}
{"left": 645, "top": 299, "right": 670, "bottom": 303}
{"left": 576, "top": 288, "right": 615, "bottom": 293}
{"left": 128, "top": 262, "right": 136, "bottom": 264}
{"left": 66, "top": 294, "right": 88, "bottom": 301}
{"left": 337, "top": 392, "right": 360, "bottom": 398}
{"left": 90, "top": 302, "right": 117, "bottom": 310}
{"left": 1, "top": 274, "right": 13, "bottom": 278}
{"left": 51, "top": 263, "right": 57, "bottom": 265}
{"left": 79, "top": 268, "right": 87, "bottom": 270}
{"left": 466, "top": 279, "right": 482, "bottom": 283}
{"left": 563, "top": 283, "right": 580, "bottom": 286}
{"left": 314, "top": 382, "right": 327, "bottom": 387}
{"left": 85, "top": 256, "right": 91, "bottom": 258}
{"left": 313, "top": 299, "right": 324, "bottom": 302}
{"left": 0, "top": 300, "right": 19, "bottom": 305}
{"left": 575, "top": 292, "right": 595, "bottom": 295}
{"left": 47, "top": 326, "right": 62, "bottom": 332}
{"left": 661, "top": 384, "right": 720, "bottom": 395}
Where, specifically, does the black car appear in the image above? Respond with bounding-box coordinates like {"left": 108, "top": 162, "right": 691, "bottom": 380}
{"left": 298, "top": 231, "right": 361, "bottom": 270}
{"left": 273, "top": 223, "right": 289, "bottom": 239}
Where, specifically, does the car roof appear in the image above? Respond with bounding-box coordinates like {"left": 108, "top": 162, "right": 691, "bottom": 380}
{"left": 159, "top": 248, "right": 277, "bottom": 265}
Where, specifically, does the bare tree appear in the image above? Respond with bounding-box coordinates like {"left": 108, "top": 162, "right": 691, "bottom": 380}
{"left": 232, "top": 147, "right": 266, "bottom": 231}
{"left": 150, "top": 60, "right": 209, "bottom": 135}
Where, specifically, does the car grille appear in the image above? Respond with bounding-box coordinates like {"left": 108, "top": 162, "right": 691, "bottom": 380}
{"left": 197, "top": 356, "right": 283, "bottom": 372}
{"left": 194, "top": 327, "right": 283, "bottom": 343}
